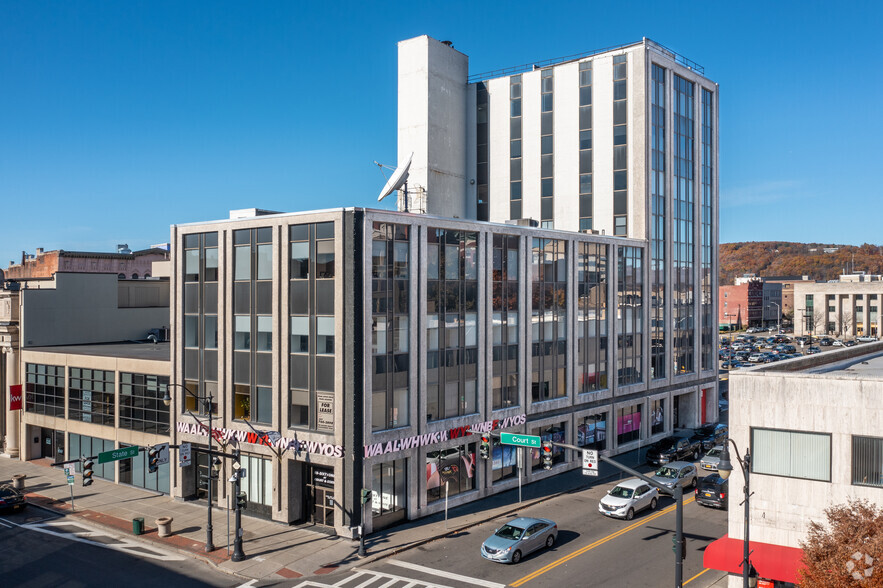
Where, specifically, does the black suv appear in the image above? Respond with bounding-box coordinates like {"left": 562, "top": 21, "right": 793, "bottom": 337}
{"left": 691, "top": 423, "right": 728, "bottom": 452}
{"left": 695, "top": 474, "right": 728, "bottom": 509}
{"left": 646, "top": 435, "right": 701, "bottom": 466}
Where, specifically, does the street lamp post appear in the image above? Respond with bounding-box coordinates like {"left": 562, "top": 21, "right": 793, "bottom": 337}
{"left": 717, "top": 440, "right": 757, "bottom": 588}
{"left": 163, "top": 383, "right": 216, "bottom": 552}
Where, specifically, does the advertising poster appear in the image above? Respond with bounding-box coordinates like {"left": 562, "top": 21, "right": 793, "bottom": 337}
{"left": 426, "top": 448, "right": 475, "bottom": 490}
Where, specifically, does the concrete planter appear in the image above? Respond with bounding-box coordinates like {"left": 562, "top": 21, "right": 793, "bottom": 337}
{"left": 155, "top": 516, "right": 173, "bottom": 537}
{"left": 11, "top": 474, "right": 26, "bottom": 490}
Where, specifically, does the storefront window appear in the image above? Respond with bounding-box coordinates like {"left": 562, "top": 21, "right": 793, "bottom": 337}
{"left": 372, "top": 459, "right": 406, "bottom": 523}
{"left": 650, "top": 398, "right": 665, "bottom": 435}
{"left": 492, "top": 437, "right": 518, "bottom": 483}
{"left": 69, "top": 433, "right": 115, "bottom": 481}
{"left": 617, "top": 404, "right": 643, "bottom": 445}
{"left": 577, "top": 413, "right": 607, "bottom": 451}
{"left": 530, "top": 422, "right": 566, "bottom": 470}
{"left": 119, "top": 443, "right": 170, "bottom": 494}
{"left": 241, "top": 453, "right": 273, "bottom": 519}
{"left": 426, "top": 443, "right": 476, "bottom": 503}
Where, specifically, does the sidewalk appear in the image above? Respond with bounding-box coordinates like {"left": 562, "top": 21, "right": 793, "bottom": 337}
{"left": 0, "top": 449, "right": 661, "bottom": 583}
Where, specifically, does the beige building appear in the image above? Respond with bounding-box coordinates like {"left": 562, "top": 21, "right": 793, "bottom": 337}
{"left": 793, "top": 277, "right": 882, "bottom": 339}
{"left": 705, "top": 342, "right": 883, "bottom": 586}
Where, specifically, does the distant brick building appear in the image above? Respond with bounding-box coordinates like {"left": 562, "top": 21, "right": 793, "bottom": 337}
{"left": 719, "top": 279, "right": 783, "bottom": 330}
{"left": 4, "top": 245, "right": 169, "bottom": 280}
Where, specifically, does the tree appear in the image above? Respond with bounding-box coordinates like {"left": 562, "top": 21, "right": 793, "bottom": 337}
{"left": 839, "top": 310, "right": 853, "bottom": 338}
{"left": 799, "top": 498, "right": 883, "bottom": 587}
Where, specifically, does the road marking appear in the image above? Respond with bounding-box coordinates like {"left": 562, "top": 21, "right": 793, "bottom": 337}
{"left": 511, "top": 497, "right": 696, "bottom": 586}
{"left": 335, "top": 569, "right": 452, "bottom": 588}
{"left": 684, "top": 567, "right": 713, "bottom": 585}
{"left": 388, "top": 560, "right": 507, "bottom": 588}
{"left": 234, "top": 581, "right": 257, "bottom": 588}
{"left": 0, "top": 518, "right": 13, "bottom": 528}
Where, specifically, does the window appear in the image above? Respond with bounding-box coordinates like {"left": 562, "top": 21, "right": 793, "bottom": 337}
{"left": 426, "top": 229, "right": 478, "bottom": 421}
{"left": 650, "top": 398, "right": 665, "bottom": 435}
{"left": 752, "top": 428, "right": 831, "bottom": 482}
{"left": 674, "top": 74, "right": 695, "bottom": 373}
{"left": 540, "top": 69, "right": 554, "bottom": 229}
{"left": 476, "top": 82, "right": 489, "bottom": 221}
{"left": 577, "top": 414, "right": 607, "bottom": 451}
{"left": 509, "top": 75, "right": 522, "bottom": 220}
{"left": 181, "top": 232, "right": 218, "bottom": 404}
{"left": 119, "top": 373, "right": 170, "bottom": 434}
{"left": 531, "top": 422, "right": 566, "bottom": 470}
{"left": 426, "top": 443, "right": 476, "bottom": 502}
{"left": 853, "top": 436, "right": 883, "bottom": 488}
{"left": 289, "top": 222, "right": 336, "bottom": 431}
{"left": 491, "top": 436, "right": 518, "bottom": 483}
{"left": 24, "top": 363, "right": 65, "bottom": 417}
{"left": 617, "top": 247, "right": 644, "bottom": 385}
{"left": 579, "top": 61, "right": 593, "bottom": 230}
{"left": 372, "top": 459, "right": 407, "bottom": 517}
{"left": 613, "top": 54, "right": 628, "bottom": 234}
{"left": 651, "top": 64, "right": 667, "bottom": 379}
{"left": 531, "top": 238, "right": 567, "bottom": 402}
{"left": 372, "top": 222, "right": 410, "bottom": 431}
{"left": 69, "top": 368, "right": 115, "bottom": 426}
{"left": 492, "top": 234, "right": 520, "bottom": 410}
{"left": 233, "top": 227, "right": 273, "bottom": 424}
{"left": 617, "top": 404, "right": 642, "bottom": 445}
{"left": 577, "top": 242, "right": 608, "bottom": 393}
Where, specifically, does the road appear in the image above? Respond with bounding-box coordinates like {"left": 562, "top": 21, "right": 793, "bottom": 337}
{"left": 281, "top": 471, "right": 729, "bottom": 588}
{"left": 0, "top": 505, "right": 238, "bottom": 587}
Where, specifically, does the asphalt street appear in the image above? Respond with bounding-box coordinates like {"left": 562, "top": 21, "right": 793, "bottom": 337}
{"left": 0, "top": 506, "right": 239, "bottom": 588}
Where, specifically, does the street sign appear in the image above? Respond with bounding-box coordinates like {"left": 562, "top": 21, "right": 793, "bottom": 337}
{"left": 500, "top": 433, "right": 542, "bottom": 448}
{"left": 98, "top": 446, "right": 139, "bottom": 464}
{"left": 582, "top": 449, "right": 599, "bottom": 476}
{"left": 155, "top": 442, "right": 170, "bottom": 466}
{"left": 179, "top": 442, "right": 192, "bottom": 467}
{"left": 64, "top": 464, "right": 76, "bottom": 485}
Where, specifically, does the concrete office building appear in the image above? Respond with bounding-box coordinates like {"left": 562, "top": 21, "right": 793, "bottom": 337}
{"left": 0, "top": 272, "right": 171, "bottom": 493}
{"left": 704, "top": 342, "right": 883, "bottom": 586}
{"left": 170, "top": 205, "right": 719, "bottom": 535}
{"left": 793, "top": 277, "right": 882, "bottom": 339}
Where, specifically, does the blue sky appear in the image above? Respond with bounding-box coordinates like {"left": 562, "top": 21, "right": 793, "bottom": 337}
{"left": 1, "top": 0, "right": 881, "bottom": 266}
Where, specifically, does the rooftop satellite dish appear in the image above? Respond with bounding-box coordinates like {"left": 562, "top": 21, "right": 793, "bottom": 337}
{"left": 377, "top": 152, "right": 414, "bottom": 211}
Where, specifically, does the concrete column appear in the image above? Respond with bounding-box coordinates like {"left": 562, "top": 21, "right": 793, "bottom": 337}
{"left": 4, "top": 347, "right": 20, "bottom": 458}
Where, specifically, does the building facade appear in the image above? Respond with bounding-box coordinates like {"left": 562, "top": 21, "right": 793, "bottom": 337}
{"left": 705, "top": 342, "right": 883, "bottom": 586}
{"left": 170, "top": 207, "right": 719, "bottom": 536}
{"left": 793, "top": 278, "right": 882, "bottom": 338}
{"left": 719, "top": 280, "right": 783, "bottom": 331}
{"left": 4, "top": 246, "right": 169, "bottom": 280}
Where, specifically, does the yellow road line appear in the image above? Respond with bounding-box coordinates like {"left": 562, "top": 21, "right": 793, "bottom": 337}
{"left": 684, "top": 567, "right": 712, "bottom": 585}
{"left": 510, "top": 497, "right": 696, "bottom": 587}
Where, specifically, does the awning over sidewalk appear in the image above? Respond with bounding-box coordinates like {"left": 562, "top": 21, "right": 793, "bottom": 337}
{"left": 704, "top": 534, "right": 805, "bottom": 584}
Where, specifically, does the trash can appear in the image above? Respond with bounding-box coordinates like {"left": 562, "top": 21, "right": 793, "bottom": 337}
{"left": 11, "top": 474, "right": 26, "bottom": 490}
{"left": 155, "top": 516, "right": 173, "bottom": 538}
{"left": 132, "top": 517, "right": 144, "bottom": 536}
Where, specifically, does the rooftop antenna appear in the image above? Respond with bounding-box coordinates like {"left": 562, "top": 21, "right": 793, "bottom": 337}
{"left": 375, "top": 152, "right": 414, "bottom": 213}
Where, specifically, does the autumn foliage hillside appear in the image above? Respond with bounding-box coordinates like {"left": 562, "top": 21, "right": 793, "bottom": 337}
{"left": 720, "top": 242, "right": 883, "bottom": 285}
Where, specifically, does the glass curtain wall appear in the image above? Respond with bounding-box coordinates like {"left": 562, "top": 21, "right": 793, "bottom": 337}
{"left": 673, "top": 75, "right": 695, "bottom": 374}
{"left": 577, "top": 243, "right": 608, "bottom": 393}
{"left": 371, "top": 222, "right": 410, "bottom": 431}
{"left": 476, "top": 82, "right": 489, "bottom": 221}
{"left": 617, "top": 246, "right": 644, "bottom": 386}
{"left": 24, "top": 363, "right": 65, "bottom": 417}
{"left": 510, "top": 75, "right": 523, "bottom": 219}
{"left": 289, "top": 222, "right": 336, "bottom": 431}
{"left": 426, "top": 229, "right": 479, "bottom": 421}
{"left": 182, "top": 232, "right": 219, "bottom": 416}
{"left": 233, "top": 227, "right": 273, "bottom": 424}
{"left": 700, "top": 88, "right": 715, "bottom": 370}
{"left": 531, "top": 238, "right": 567, "bottom": 402}
{"left": 492, "top": 234, "right": 519, "bottom": 410}
{"left": 578, "top": 61, "right": 593, "bottom": 230}
{"left": 613, "top": 54, "right": 628, "bottom": 235}
{"left": 540, "top": 68, "right": 554, "bottom": 229}
{"left": 650, "top": 64, "right": 666, "bottom": 380}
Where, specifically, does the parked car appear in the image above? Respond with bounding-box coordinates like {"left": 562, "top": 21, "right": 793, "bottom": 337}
{"left": 0, "top": 484, "right": 26, "bottom": 513}
{"left": 598, "top": 478, "right": 659, "bottom": 520}
{"left": 857, "top": 336, "right": 879, "bottom": 342}
{"left": 832, "top": 339, "right": 844, "bottom": 346}
{"left": 650, "top": 461, "right": 698, "bottom": 491}
{"left": 845, "top": 340, "right": 857, "bottom": 347}
{"left": 695, "top": 474, "right": 729, "bottom": 509}
{"left": 692, "top": 424, "right": 728, "bottom": 452}
{"left": 646, "top": 435, "right": 701, "bottom": 465}
{"left": 794, "top": 336, "right": 809, "bottom": 344}
{"left": 807, "top": 346, "right": 821, "bottom": 354}
{"left": 481, "top": 517, "right": 558, "bottom": 564}
{"left": 819, "top": 337, "right": 835, "bottom": 346}
{"left": 700, "top": 445, "right": 725, "bottom": 471}
{"left": 718, "top": 398, "right": 729, "bottom": 413}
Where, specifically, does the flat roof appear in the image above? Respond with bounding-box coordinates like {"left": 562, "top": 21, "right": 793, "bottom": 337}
{"left": 24, "top": 341, "right": 170, "bottom": 362}
{"left": 804, "top": 350, "right": 883, "bottom": 379}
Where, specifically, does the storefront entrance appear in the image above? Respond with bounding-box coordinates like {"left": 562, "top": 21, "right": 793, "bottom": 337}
{"left": 306, "top": 465, "right": 335, "bottom": 527}
{"left": 194, "top": 449, "right": 218, "bottom": 505}
{"left": 41, "top": 428, "right": 64, "bottom": 463}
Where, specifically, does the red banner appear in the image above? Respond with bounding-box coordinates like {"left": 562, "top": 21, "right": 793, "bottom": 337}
{"left": 9, "top": 384, "right": 22, "bottom": 411}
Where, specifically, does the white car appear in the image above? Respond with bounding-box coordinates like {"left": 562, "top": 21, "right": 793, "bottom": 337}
{"left": 598, "top": 478, "right": 659, "bottom": 520}
{"left": 700, "top": 445, "right": 724, "bottom": 471}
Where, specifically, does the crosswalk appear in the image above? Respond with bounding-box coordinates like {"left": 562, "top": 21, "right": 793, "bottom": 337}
{"left": 289, "top": 559, "right": 507, "bottom": 588}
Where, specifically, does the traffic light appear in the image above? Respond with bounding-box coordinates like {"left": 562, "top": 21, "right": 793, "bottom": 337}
{"left": 82, "top": 457, "right": 94, "bottom": 487}
{"left": 236, "top": 491, "right": 247, "bottom": 510}
{"left": 360, "top": 488, "right": 372, "bottom": 504}
{"left": 479, "top": 436, "right": 490, "bottom": 460}
{"left": 147, "top": 445, "right": 159, "bottom": 474}
{"left": 542, "top": 442, "right": 553, "bottom": 470}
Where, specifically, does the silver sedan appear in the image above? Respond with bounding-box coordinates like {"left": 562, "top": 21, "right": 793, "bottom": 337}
{"left": 480, "top": 517, "right": 558, "bottom": 564}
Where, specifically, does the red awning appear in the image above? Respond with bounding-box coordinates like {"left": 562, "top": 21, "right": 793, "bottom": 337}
{"left": 704, "top": 534, "right": 805, "bottom": 584}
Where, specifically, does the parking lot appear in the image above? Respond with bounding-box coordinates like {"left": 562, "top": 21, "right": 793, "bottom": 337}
{"left": 718, "top": 328, "right": 878, "bottom": 370}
